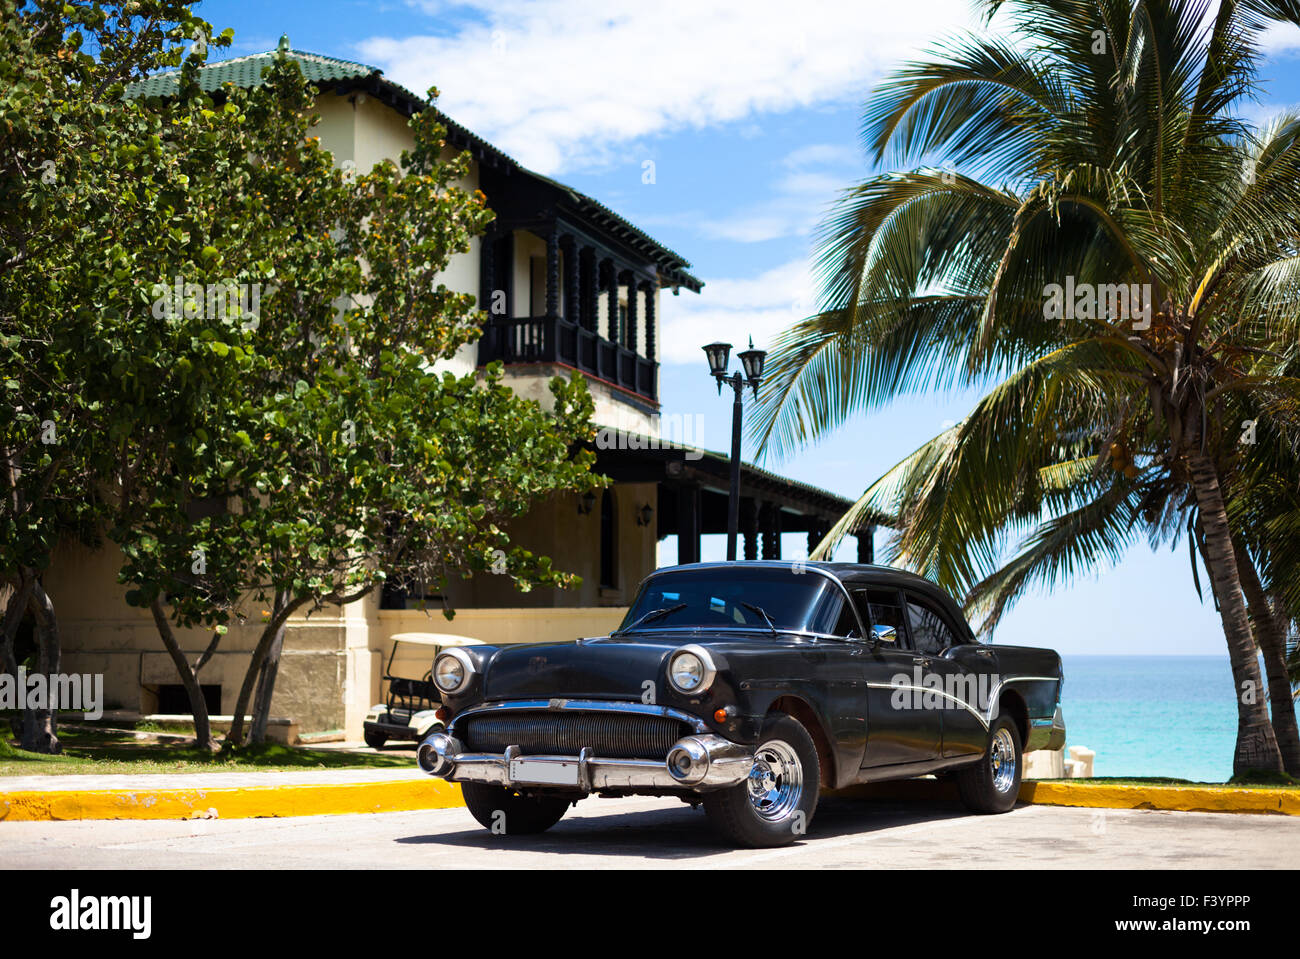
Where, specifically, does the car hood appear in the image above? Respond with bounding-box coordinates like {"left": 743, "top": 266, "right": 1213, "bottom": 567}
{"left": 481, "top": 631, "right": 815, "bottom": 701}
{"left": 483, "top": 638, "right": 686, "bottom": 700}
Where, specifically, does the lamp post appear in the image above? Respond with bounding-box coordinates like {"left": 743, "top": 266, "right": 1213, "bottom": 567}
{"left": 702, "top": 338, "right": 767, "bottom": 560}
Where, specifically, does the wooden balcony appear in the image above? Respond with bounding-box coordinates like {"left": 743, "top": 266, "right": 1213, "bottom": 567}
{"left": 478, "top": 315, "right": 658, "bottom": 404}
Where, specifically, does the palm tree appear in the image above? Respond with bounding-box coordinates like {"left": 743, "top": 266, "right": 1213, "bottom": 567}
{"left": 751, "top": 0, "right": 1300, "bottom": 776}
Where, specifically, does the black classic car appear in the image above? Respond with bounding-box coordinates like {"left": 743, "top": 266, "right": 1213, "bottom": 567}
{"left": 417, "top": 561, "right": 1065, "bottom": 847}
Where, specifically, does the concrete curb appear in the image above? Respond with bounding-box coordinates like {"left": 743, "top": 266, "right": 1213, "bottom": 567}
{"left": 829, "top": 779, "right": 1300, "bottom": 816}
{"left": 0, "top": 778, "right": 462, "bottom": 822}
{"left": 2, "top": 774, "right": 1295, "bottom": 822}
{"left": 1018, "top": 780, "right": 1300, "bottom": 816}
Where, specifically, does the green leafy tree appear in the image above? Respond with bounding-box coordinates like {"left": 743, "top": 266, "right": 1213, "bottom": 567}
{"left": 110, "top": 53, "right": 599, "bottom": 748}
{"left": 0, "top": 0, "right": 220, "bottom": 751}
{"left": 753, "top": 0, "right": 1300, "bottom": 776}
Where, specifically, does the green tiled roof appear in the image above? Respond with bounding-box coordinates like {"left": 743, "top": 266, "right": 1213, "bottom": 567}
{"left": 123, "top": 43, "right": 702, "bottom": 291}
{"left": 124, "top": 47, "right": 379, "bottom": 98}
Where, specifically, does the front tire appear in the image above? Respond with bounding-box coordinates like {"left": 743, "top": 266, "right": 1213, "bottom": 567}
{"left": 956, "top": 714, "right": 1022, "bottom": 813}
{"left": 363, "top": 730, "right": 387, "bottom": 749}
{"left": 703, "top": 714, "right": 820, "bottom": 848}
{"left": 461, "top": 783, "right": 571, "bottom": 835}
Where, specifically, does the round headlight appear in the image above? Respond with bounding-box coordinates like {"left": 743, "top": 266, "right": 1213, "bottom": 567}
{"left": 433, "top": 650, "right": 473, "bottom": 694}
{"left": 667, "top": 645, "right": 716, "bottom": 695}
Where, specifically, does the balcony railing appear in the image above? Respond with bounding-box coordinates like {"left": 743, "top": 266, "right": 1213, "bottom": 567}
{"left": 478, "top": 315, "right": 658, "bottom": 404}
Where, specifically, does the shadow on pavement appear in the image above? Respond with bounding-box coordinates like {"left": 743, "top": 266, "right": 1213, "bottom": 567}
{"left": 394, "top": 797, "right": 974, "bottom": 860}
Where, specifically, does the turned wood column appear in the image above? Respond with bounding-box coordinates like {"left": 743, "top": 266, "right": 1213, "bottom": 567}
{"left": 545, "top": 227, "right": 560, "bottom": 320}
{"left": 563, "top": 234, "right": 580, "bottom": 325}
{"left": 581, "top": 246, "right": 598, "bottom": 332}
{"left": 625, "top": 274, "right": 638, "bottom": 351}
{"left": 643, "top": 280, "right": 657, "bottom": 361}
{"left": 742, "top": 498, "right": 759, "bottom": 560}
{"left": 605, "top": 259, "right": 619, "bottom": 342}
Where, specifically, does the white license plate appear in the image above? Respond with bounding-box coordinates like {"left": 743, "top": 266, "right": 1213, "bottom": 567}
{"left": 509, "top": 758, "right": 580, "bottom": 786}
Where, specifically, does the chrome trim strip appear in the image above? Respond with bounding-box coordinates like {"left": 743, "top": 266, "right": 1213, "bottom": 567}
{"left": 864, "top": 674, "right": 1062, "bottom": 730}
{"left": 427, "top": 736, "right": 754, "bottom": 792}
{"left": 449, "top": 698, "right": 709, "bottom": 734}
{"left": 865, "top": 682, "right": 992, "bottom": 729}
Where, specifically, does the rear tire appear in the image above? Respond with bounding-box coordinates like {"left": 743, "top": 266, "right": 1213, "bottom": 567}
{"left": 956, "top": 714, "right": 1022, "bottom": 813}
{"left": 363, "top": 730, "right": 387, "bottom": 749}
{"left": 703, "top": 714, "right": 820, "bottom": 848}
{"left": 461, "top": 783, "right": 571, "bottom": 835}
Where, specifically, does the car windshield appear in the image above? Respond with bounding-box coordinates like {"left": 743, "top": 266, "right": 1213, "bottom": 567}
{"left": 619, "top": 567, "right": 843, "bottom": 634}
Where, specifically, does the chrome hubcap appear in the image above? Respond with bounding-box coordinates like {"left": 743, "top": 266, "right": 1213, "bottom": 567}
{"left": 990, "top": 727, "right": 1017, "bottom": 793}
{"left": 746, "top": 739, "right": 803, "bottom": 821}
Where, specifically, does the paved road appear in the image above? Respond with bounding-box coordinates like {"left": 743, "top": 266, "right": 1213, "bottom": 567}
{"left": 4, "top": 797, "right": 1298, "bottom": 868}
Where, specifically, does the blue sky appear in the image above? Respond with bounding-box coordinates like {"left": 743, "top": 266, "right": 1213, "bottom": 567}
{"left": 197, "top": 1, "right": 1300, "bottom": 656}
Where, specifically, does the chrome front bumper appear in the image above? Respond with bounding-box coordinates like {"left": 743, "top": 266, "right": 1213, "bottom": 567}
{"left": 417, "top": 731, "right": 754, "bottom": 793}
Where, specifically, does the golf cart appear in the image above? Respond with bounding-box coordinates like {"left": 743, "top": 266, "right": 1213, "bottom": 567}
{"left": 362, "top": 633, "right": 485, "bottom": 749}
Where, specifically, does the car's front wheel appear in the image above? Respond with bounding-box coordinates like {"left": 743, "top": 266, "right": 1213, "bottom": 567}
{"left": 461, "top": 783, "right": 572, "bottom": 835}
{"left": 702, "top": 714, "right": 819, "bottom": 848}
{"left": 363, "top": 729, "right": 387, "bottom": 749}
{"left": 955, "top": 714, "right": 1022, "bottom": 813}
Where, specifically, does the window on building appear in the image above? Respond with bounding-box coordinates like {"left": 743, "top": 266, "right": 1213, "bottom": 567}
{"left": 155, "top": 684, "right": 221, "bottom": 716}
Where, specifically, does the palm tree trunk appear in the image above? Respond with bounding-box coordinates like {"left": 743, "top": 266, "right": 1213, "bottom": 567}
{"left": 1188, "top": 451, "right": 1284, "bottom": 776}
{"left": 1232, "top": 540, "right": 1300, "bottom": 775}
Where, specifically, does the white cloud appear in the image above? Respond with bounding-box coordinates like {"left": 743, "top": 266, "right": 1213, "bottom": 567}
{"left": 658, "top": 258, "right": 816, "bottom": 364}
{"left": 357, "top": 0, "right": 979, "bottom": 174}
{"left": 697, "top": 142, "right": 862, "bottom": 243}
{"left": 1260, "top": 20, "right": 1300, "bottom": 53}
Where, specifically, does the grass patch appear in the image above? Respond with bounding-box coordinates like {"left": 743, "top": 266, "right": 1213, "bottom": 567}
{"left": 0, "top": 736, "right": 411, "bottom": 777}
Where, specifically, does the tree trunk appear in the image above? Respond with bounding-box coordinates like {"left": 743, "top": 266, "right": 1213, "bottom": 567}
{"left": 1188, "top": 451, "right": 1284, "bottom": 776}
{"left": 2, "top": 575, "right": 35, "bottom": 740}
{"left": 228, "top": 591, "right": 294, "bottom": 747}
{"left": 248, "top": 596, "right": 288, "bottom": 745}
{"left": 1233, "top": 539, "right": 1300, "bottom": 775}
{"left": 21, "top": 578, "right": 61, "bottom": 754}
{"left": 148, "top": 597, "right": 216, "bottom": 751}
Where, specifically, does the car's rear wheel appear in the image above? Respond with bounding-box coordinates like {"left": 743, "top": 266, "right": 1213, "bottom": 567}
{"left": 461, "top": 782, "right": 571, "bottom": 835}
{"left": 363, "top": 729, "right": 387, "bottom": 749}
{"left": 702, "top": 714, "right": 819, "bottom": 848}
{"left": 956, "top": 714, "right": 1022, "bottom": 813}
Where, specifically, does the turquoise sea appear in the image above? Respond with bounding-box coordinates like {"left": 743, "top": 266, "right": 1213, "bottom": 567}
{"left": 1060, "top": 655, "right": 1257, "bottom": 783}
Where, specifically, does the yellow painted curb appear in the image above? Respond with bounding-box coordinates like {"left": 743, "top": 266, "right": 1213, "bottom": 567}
{"left": 828, "top": 778, "right": 1299, "bottom": 815}
{"left": 0, "top": 778, "right": 464, "bottom": 822}
{"left": 1018, "top": 781, "right": 1300, "bottom": 816}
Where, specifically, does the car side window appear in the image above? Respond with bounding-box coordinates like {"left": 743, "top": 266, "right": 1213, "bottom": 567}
{"left": 818, "top": 593, "right": 860, "bottom": 638}
{"left": 905, "top": 594, "right": 957, "bottom": 656}
{"left": 857, "top": 589, "right": 906, "bottom": 647}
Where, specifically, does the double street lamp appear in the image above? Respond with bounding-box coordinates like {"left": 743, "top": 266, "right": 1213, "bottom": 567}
{"left": 702, "top": 338, "right": 767, "bottom": 561}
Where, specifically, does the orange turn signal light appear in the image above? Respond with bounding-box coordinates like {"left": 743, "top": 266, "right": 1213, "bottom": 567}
{"left": 435, "top": 707, "right": 450, "bottom": 722}
{"left": 713, "top": 708, "right": 728, "bottom": 723}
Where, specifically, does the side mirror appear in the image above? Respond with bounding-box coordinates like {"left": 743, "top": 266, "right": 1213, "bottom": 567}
{"left": 871, "top": 624, "right": 898, "bottom": 644}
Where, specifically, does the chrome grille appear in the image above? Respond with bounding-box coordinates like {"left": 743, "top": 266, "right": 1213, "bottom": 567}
{"left": 462, "top": 711, "right": 689, "bottom": 760}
